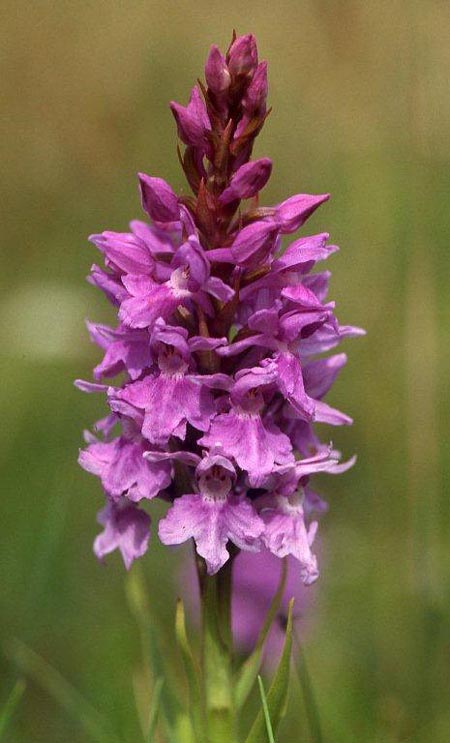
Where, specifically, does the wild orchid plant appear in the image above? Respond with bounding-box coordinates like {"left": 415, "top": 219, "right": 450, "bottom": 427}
{"left": 76, "top": 32, "right": 362, "bottom": 742}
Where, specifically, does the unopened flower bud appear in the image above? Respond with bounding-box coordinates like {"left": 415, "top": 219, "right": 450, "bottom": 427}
{"left": 275, "top": 193, "right": 330, "bottom": 233}
{"left": 228, "top": 34, "right": 258, "bottom": 77}
{"left": 138, "top": 173, "right": 179, "bottom": 222}
{"left": 230, "top": 219, "right": 279, "bottom": 266}
{"left": 170, "top": 86, "right": 211, "bottom": 151}
{"left": 220, "top": 158, "right": 272, "bottom": 204}
{"left": 205, "top": 45, "right": 231, "bottom": 94}
{"left": 243, "top": 61, "right": 268, "bottom": 114}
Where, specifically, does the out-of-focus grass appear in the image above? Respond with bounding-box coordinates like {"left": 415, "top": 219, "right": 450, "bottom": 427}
{"left": 1, "top": 1, "right": 449, "bottom": 741}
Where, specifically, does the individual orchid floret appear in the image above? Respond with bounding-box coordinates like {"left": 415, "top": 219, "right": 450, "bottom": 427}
{"left": 109, "top": 322, "right": 216, "bottom": 445}
{"left": 87, "top": 322, "right": 152, "bottom": 381}
{"left": 118, "top": 236, "right": 211, "bottom": 329}
{"left": 299, "top": 321, "right": 365, "bottom": 358}
{"left": 158, "top": 449, "right": 264, "bottom": 574}
{"left": 89, "top": 230, "right": 155, "bottom": 276}
{"left": 231, "top": 220, "right": 280, "bottom": 266}
{"left": 219, "top": 301, "right": 332, "bottom": 359}
{"left": 238, "top": 233, "right": 338, "bottom": 304}
{"left": 262, "top": 447, "right": 356, "bottom": 494}
{"left": 94, "top": 500, "right": 151, "bottom": 570}
{"left": 198, "top": 364, "right": 294, "bottom": 487}
{"left": 138, "top": 173, "right": 179, "bottom": 223}
{"left": 79, "top": 433, "right": 171, "bottom": 502}
{"left": 259, "top": 490, "right": 319, "bottom": 586}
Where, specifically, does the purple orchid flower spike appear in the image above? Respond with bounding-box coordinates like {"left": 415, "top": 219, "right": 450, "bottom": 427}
{"left": 77, "top": 31, "right": 362, "bottom": 596}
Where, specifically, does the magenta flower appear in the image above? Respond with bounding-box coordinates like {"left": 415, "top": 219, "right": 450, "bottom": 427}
{"left": 138, "top": 174, "right": 179, "bottom": 223}
{"left": 79, "top": 428, "right": 172, "bottom": 502}
{"left": 198, "top": 365, "right": 294, "bottom": 487}
{"left": 159, "top": 449, "right": 264, "bottom": 574}
{"left": 170, "top": 87, "right": 212, "bottom": 154}
{"left": 219, "top": 158, "right": 273, "bottom": 204}
{"left": 94, "top": 500, "right": 151, "bottom": 570}
{"left": 77, "top": 32, "right": 362, "bottom": 581}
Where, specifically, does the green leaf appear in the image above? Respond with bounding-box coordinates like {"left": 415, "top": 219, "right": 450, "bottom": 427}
{"left": 257, "top": 676, "right": 276, "bottom": 743}
{"left": 244, "top": 598, "right": 294, "bottom": 743}
{"left": 6, "top": 638, "right": 120, "bottom": 743}
{"left": 0, "top": 679, "right": 26, "bottom": 740}
{"left": 146, "top": 677, "right": 164, "bottom": 743}
{"left": 293, "top": 631, "right": 324, "bottom": 743}
{"left": 175, "top": 599, "right": 207, "bottom": 743}
{"left": 125, "top": 568, "right": 182, "bottom": 741}
{"left": 235, "top": 558, "right": 287, "bottom": 709}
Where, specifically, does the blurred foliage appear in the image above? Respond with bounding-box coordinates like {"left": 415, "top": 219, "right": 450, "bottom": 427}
{"left": 1, "top": 1, "right": 449, "bottom": 740}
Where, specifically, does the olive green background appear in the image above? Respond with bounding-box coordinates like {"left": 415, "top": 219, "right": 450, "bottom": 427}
{"left": 1, "top": 1, "right": 449, "bottom": 741}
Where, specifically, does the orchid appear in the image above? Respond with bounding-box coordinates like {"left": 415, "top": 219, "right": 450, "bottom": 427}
{"left": 77, "top": 31, "right": 362, "bottom": 743}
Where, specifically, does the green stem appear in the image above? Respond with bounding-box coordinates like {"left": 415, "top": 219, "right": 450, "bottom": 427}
{"left": 198, "top": 556, "right": 238, "bottom": 743}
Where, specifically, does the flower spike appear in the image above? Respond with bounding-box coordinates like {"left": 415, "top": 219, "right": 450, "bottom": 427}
{"left": 77, "top": 32, "right": 362, "bottom": 585}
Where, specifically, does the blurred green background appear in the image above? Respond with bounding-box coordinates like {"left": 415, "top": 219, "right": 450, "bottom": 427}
{"left": 1, "top": 1, "right": 449, "bottom": 741}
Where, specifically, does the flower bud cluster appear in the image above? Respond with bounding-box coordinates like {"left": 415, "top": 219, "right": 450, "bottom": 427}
{"left": 77, "top": 33, "right": 363, "bottom": 582}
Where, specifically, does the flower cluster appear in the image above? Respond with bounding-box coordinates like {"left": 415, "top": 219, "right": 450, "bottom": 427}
{"left": 77, "top": 33, "right": 362, "bottom": 584}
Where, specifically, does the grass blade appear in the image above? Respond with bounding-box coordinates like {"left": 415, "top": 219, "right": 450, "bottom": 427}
{"left": 235, "top": 558, "right": 287, "bottom": 709}
{"left": 293, "top": 631, "right": 324, "bottom": 743}
{"left": 0, "top": 679, "right": 26, "bottom": 740}
{"left": 6, "top": 638, "right": 120, "bottom": 743}
{"left": 245, "top": 598, "right": 294, "bottom": 743}
{"left": 125, "top": 568, "right": 182, "bottom": 741}
{"left": 257, "top": 675, "right": 276, "bottom": 743}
